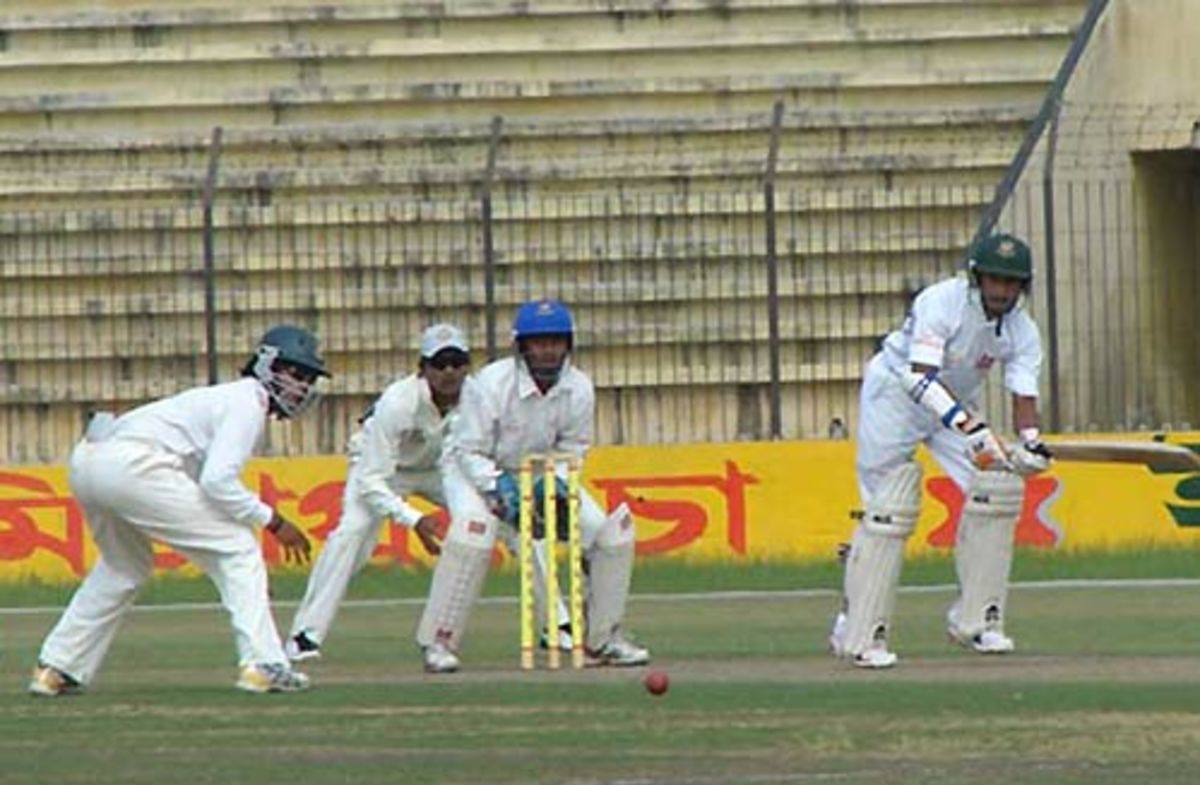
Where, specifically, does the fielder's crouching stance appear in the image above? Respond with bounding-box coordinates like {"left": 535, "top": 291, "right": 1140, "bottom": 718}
{"left": 830, "top": 233, "right": 1053, "bottom": 669}
{"left": 414, "top": 298, "right": 650, "bottom": 672}
{"left": 29, "top": 326, "right": 326, "bottom": 695}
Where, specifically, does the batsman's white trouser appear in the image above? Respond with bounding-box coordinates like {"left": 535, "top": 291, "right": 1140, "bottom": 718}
{"left": 855, "top": 354, "right": 976, "bottom": 499}
{"left": 39, "top": 439, "right": 288, "bottom": 684}
{"left": 415, "top": 466, "right": 636, "bottom": 653}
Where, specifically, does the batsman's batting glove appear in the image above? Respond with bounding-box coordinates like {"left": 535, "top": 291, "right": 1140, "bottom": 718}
{"left": 961, "top": 421, "right": 1014, "bottom": 471}
{"left": 1011, "top": 429, "right": 1052, "bottom": 476}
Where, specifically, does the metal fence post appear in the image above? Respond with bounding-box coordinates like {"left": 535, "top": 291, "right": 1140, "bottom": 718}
{"left": 482, "top": 115, "right": 503, "bottom": 361}
{"left": 764, "top": 99, "right": 785, "bottom": 439}
{"left": 969, "top": 0, "right": 1111, "bottom": 251}
{"left": 201, "top": 126, "right": 224, "bottom": 384}
{"left": 1042, "top": 110, "right": 1062, "bottom": 431}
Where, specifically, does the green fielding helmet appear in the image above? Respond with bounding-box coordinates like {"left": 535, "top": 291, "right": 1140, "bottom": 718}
{"left": 969, "top": 233, "right": 1032, "bottom": 281}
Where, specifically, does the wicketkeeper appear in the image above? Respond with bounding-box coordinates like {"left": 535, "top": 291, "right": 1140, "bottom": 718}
{"left": 415, "top": 298, "right": 650, "bottom": 671}
{"left": 286, "top": 323, "right": 575, "bottom": 670}
{"left": 829, "top": 233, "right": 1054, "bottom": 668}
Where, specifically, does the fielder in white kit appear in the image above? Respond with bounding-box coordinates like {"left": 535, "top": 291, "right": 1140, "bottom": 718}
{"left": 29, "top": 325, "right": 327, "bottom": 695}
{"left": 829, "top": 233, "right": 1054, "bottom": 669}
{"left": 416, "top": 298, "right": 650, "bottom": 671}
{"left": 285, "top": 323, "right": 469, "bottom": 662}
{"left": 286, "top": 323, "right": 576, "bottom": 670}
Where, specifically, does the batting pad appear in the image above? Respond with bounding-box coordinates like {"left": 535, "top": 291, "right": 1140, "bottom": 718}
{"left": 415, "top": 539, "right": 491, "bottom": 651}
{"left": 952, "top": 470, "right": 1025, "bottom": 637}
{"left": 585, "top": 540, "right": 634, "bottom": 650}
{"left": 841, "top": 462, "right": 922, "bottom": 656}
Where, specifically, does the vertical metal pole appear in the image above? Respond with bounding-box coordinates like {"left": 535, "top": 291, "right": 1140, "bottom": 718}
{"left": 202, "top": 126, "right": 224, "bottom": 384}
{"left": 969, "top": 0, "right": 1111, "bottom": 253}
{"left": 764, "top": 99, "right": 785, "bottom": 439}
{"left": 482, "top": 116, "right": 503, "bottom": 361}
{"left": 1041, "top": 111, "right": 1062, "bottom": 431}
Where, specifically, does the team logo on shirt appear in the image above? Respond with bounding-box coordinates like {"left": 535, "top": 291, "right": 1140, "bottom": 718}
{"left": 975, "top": 353, "right": 996, "bottom": 370}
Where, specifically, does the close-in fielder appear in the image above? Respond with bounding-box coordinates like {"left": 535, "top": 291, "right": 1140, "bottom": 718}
{"left": 415, "top": 298, "right": 650, "bottom": 672}
{"left": 829, "top": 233, "right": 1053, "bottom": 668}
{"left": 286, "top": 323, "right": 574, "bottom": 671}
{"left": 30, "top": 325, "right": 326, "bottom": 695}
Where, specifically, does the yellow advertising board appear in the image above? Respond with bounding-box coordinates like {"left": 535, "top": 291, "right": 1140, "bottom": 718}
{"left": 2, "top": 434, "right": 1199, "bottom": 583}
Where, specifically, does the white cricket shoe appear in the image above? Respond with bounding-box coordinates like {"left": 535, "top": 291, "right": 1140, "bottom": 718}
{"left": 829, "top": 612, "right": 898, "bottom": 669}
{"left": 423, "top": 642, "right": 460, "bottom": 674}
{"left": 946, "top": 604, "right": 1015, "bottom": 654}
{"left": 852, "top": 647, "right": 898, "bottom": 669}
{"left": 587, "top": 636, "right": 650, "bottom": 667}
{"left": 236, "top": 663, "right": 311, "bottom": 694}
{"left": 970, "top": 629, "right": 1016, "bottom": 654}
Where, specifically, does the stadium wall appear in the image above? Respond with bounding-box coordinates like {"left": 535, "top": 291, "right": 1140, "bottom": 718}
{"left": 3, "top": 432, "right": 1198, "bottom": 583}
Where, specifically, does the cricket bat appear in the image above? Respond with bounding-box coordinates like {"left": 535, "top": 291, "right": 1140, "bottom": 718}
{"left": 1046, "top": 440, "right": 1200, "bottom": 473}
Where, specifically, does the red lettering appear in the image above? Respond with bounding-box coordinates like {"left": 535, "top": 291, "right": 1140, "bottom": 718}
{"left": 0, "top": 471, "right": 87, "bottom": 577}
{"left": 591, "top": 460, "right": 758, "bottom": 556}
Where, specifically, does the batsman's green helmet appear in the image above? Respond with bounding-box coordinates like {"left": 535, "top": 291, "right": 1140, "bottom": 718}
{"left": 968, "top": 233, "right": 1033, "bottom": 282}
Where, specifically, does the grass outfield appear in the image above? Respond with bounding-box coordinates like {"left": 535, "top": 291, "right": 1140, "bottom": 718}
{"left": 4, "top": 551, "right": 1200, "bottom": 784}
{"left": 6, "top": 544, "right": 1200, "bottom": 607}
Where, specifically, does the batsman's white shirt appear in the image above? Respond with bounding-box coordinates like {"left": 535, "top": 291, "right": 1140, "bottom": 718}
{"left": 858, "top": 276, "right": 1044, "bottom": 496}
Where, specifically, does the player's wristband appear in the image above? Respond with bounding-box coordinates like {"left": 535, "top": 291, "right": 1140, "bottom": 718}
{"left": 901, "top": 368, "right": 967, "bottom": 430}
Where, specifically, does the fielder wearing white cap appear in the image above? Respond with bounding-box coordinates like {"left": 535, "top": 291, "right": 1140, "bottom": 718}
{"left": 288, "top": 321, "right": 577, "bottom": 670}
{"left": 420, "top": 323, "right": 469, "bottom": 359}
{"left": 287, "top": 323, "right": 472, "bottom": 662}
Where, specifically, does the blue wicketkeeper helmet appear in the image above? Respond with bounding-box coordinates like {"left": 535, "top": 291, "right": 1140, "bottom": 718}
{"left": 512, "top": 299, "right": 574, "bottom": 345}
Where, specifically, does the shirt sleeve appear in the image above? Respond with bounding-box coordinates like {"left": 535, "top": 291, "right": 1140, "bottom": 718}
{"left": 1004, "top": 314, "right": 1043, "bottom": 397}
{"left": 905, "top": 286, "right": 958, "bottom": 369}
{"left": 355, "top": 385, "right": 425, "bottom": 528}
{"left": 448, "top": 375, "right": 503, "bottom": 493}
{"left": 198, "top": 390, "right": 273, "bottom": 527}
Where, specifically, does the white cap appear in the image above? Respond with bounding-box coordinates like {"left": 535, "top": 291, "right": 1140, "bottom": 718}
{"left": 419, "top": 323, "right": 469, "bottom": 358}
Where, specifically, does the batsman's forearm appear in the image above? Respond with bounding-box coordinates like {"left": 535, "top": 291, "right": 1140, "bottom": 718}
{"left": 1012, "top": 394, "right": 1040, "bottom": 434}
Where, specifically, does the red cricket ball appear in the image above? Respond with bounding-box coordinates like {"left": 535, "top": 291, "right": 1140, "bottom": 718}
{"left": 643, "top": 670, "right": 669, "bottom": 696}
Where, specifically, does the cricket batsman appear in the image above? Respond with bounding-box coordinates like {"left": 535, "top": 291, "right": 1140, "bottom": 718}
{"left": 829, "top": 233, "right": 1054, "bottom": 668}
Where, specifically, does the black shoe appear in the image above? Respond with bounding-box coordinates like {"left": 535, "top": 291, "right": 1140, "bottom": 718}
{"left": 538, "top": 622, "right": 575, "bottom": 652}
{"left": 286, "top": 632, "right": 322, "bottom": 662}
